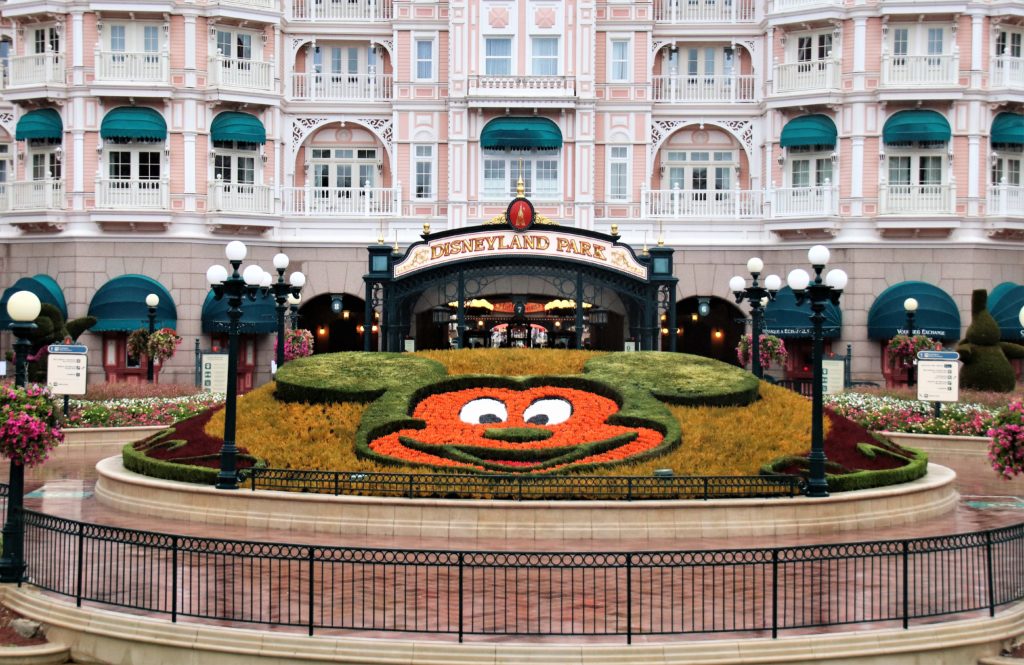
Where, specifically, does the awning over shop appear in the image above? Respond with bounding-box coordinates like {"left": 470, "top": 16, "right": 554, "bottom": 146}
{"left": 100, "top": 107, "right": 167, "bottom": 141}
{"left": 88, "top": 275, "right": 176, "bottom": 331}
{"left": 480, "top": 117, "right": 563, "bottom": 150}
{"left": 882, "top": 110, "right": 951, "bottom": 144}
{"left": 867, "top": 281, "right": 960, "bottom": 340}
{"left": 210, "top": 111, "right": 266, "bottom": 144}
{"left": 761, "top": 287, "right": 841, "bottom": 339}
{"left": 988, "top": 281, "right": 1024, "bottom": 341}
{"left": 992, "top": 113, "right": 1024, "bottom": 145}
{"left": 201, "top": 291, "right": 276, "bottom": 334}
{"left": 0, "top": 274, "right": 67, "bottom": 327}
{"left": 15, "top": 109, "right": 63, "bottom": 141}
{"left": 779, "top": 114, "right": 837, "bottom": 148}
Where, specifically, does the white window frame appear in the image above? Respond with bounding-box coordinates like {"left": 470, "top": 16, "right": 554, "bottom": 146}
{"left": 412, "top": 34, "right": 436, "bottom": 82}
{"left": 27, "top": 140, "right": 61, "bottom": 181}
{"left": 106, "top": 22, "right": 163, "bottom": 54}
{"left": 213, "top": 27, "right": 261, "bottom": 61}
{"left": 480, "top": 148, "right": 562, "bottom": 201}
{"left": 608, "top": 35, "right": 632, "bottom": 83}
{"left": 885, "top": 141, "right": 947, "bottom": 186}
{"left": 662, "top": 150, "right": 738, "bottom": 193}
{"left": 484, "top": 36, "right": 514, "bottom": 76}
{"left": 31, "top": 25, "right": 60, "bottom": 54}
{"left": 413, "top": 144, "right": 435, "bottom": 201}
{"left": 213, "top": 141, "right": 260, "bottom": 186}
{"left": 991, "top": 143, "right": 1023, "bottom": 187}
{"left": 996, "top": 29, "right": 1024, "bottom": 59}
{"left": 788, "top": 30, "right": 834, "bottom": 63}
{"left": 308, "top": 147, "right": 381, "bottom": 190}
{"left": 785, "top": 145, "right": 834, "bottom": 188}
{"left": 888, "top": 24, "right": 949, "bottom": 57}
{"left": 0, "top": 144, "right": 10, "bottom": 184}
{"left": 607, "top": 145, "right": 631, "bottom": 202}
{"left": 103, "top": 142, "right": 163, "bottom": 181}
{"left": 530, "top": 36, "right": 559, "bottom": 77}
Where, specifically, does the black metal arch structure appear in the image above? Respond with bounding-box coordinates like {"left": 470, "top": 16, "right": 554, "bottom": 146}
{"left": 363, "top": 223, "right": 677, "bottom": 352}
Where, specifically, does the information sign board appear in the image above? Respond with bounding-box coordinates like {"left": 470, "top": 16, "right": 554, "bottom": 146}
{"left": 917, "top": 360, "right": 960, "bottom": 402}
{"left": 202, "top": 353, "right": 229, "bottom": 394}
{"left": 47, "top": 352, "right": 87, "bottom": 396}
{"left": 821, "top": 359, "right": 846, "bottom": 395}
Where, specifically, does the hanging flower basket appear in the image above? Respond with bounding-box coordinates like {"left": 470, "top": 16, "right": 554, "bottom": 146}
{"left": 736, "top": 333, "right": 787, "bottom": 369}
{"left": 284, "top": 328, "right": 314, "bottom": 362}
{"left": 0, "top": 383, "right": 63, "bottom": 467}
{"left": 887, "top": 334, "right": 941, "bottom": 367}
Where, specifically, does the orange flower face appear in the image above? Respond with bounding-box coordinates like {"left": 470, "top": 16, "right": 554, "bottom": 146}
{"left": 367, "top": 385, "right": 664, "bottom": 473}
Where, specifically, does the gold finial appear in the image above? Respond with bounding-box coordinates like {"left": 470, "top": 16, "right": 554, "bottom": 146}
{"left": 642, "top": 243, "right": 649, "bottom": 256}
{"left": 610, "top": 224, "right": 619, "bottom": 236}
{"left": 377, "top": 235, "right": 385, "bottom": 245}
{"left": 516, "top": 175, "right": 526, "bottom": 198}
{"left": 393, "top": 239, "right": 400, "bottom": 253}
{"left": 658, "top": 237, "right": 665, "bottom": 247}
{"left": 422, "top": 223, "right": 431, "bottom": 236}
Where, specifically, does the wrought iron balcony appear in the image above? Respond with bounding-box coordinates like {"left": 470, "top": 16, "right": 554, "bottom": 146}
{"left": 209, "top": 56, "right": 275, "bottom": 93}
{"left": 651, "top": 74, "right": 756, "bottom": 103}
{"left": 988, "top": 183, "right": 1024, "bottom": 216}
{"left": 991, "top": 56, "right": 1024, "bottom": 90}
{"left": 0, "top": 180, "right": 64, "bottom": 211}
{"left": 5, "top": 53, "right": 64, "bottom": 88}
{"left": 769, "top": 183, "right": 838, "bottom": 218}
{"left": 281, "top": 185, "right": 400, "bottom": 216}
{"left": 95, "top": 51, "right": 169, "bottom": 84}
{"left": 208, "top": 182, "right": 274, "bottom": 215}
{"left": 95, "top": 178, "right": 169, "bottom": 209}
{"left": 881, "top": 54, "right": 958, "bottom": 87}
{"left": 879, "top": 183, "right": 955, "bottom": 215}
{"left": 288, "top": 0, "right": 391, "bottom": 21}
{"left": 642, "top": 187, "right": 763, "bottom": 219}
{"left": 654, "top": 0, "right": 755, "bottom": 23}
{"left": 289, "top": 72, "right": 393, "bottom": 101}
{"left": 773, "top": 60, "right": 840, "bottom": 94}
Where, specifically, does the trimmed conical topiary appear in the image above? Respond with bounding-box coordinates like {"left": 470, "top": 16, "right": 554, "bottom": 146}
{"left": 957, "top": 289, "right": 1024, "bottom": 392}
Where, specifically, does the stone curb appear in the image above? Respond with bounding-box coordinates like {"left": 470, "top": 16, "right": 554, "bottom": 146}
{"left": 0, "top": 642, "right": 70, "bottom": 664}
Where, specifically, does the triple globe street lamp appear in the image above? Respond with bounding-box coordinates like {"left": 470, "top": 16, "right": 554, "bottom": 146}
{"left": 145, "top": 293, "right": 159, "bottom": 383}
{"left": 904, "top": 297, "right": 919, "bottom": 387}
{"left": 730, "top": 258, "right": 782, "bottom": 380}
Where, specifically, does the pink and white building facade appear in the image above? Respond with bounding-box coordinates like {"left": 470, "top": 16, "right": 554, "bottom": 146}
{"left": 0, "top": 0, "right": 1023, "bottom": 384}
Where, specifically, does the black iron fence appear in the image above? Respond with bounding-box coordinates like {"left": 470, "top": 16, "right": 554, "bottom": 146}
{"left": 22, "top": 509, "right": 1024, "bottom": 642}
{"left": 242, "top": 468, "right": 807, "bottom": 500}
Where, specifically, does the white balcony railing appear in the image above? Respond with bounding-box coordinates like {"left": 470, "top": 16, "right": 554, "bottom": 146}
{"left": 881, "top": 54, "right": 958, "bottom": 87}
{"left": 95, "top": 52, "right": 169, "bottom": 83}
{"left": 209, "top": 182, "right": 274, "bottom": 215}
{"left": 642, "top": 187, "right": 763, "bottom": 219}
{"left": 771, "top": 0, "right": 841, "bottom": 11}
{"left": 988, "top": 183, "right": 1024, "bottom": 216}
{"left": 651, "top": 75, "right": 756, "bottom": 103}
{"left": 95, "top": 178, "right": 169, "bottom": 209}
{"left": 654, "top": 0, "right": 755, "bottom": 22}
{"left": 288, "top": 0, "right": 392, "bottom": 21}
{"left": 289, "top": 72, "right": 393, "bottom": 101}
{"left": 467, "top": 76, "right": 575, "bottom": 97}
{"left": 991, "top": 56, "right": 1024, "bottom": 89}
{"left": 281, "top": 185, "right": 400, "bottom": 216}
{"left": 6, "top": 53, "right": 64, "bottom": 88}
{"left": 879, "top": 183, "right": 955, "bottom": 215}
{"left": 209, "top": 56, "right": 275, "bottom": 92}
{"left": 770, "top": 183, "right": 838, "bottom": 218}
{"left": 219, "top": 0, "right": 276, "bottom": 9}
{"left": 773, "top": 60, "right": 840, "bottom": 94}
{"left": 2, "top": 180, "right": 65, "bottom": 211}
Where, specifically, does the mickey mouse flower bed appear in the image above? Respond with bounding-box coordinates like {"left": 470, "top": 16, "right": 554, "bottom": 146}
{"left": 125, "top": 349, "right": 927, "bottom": 494}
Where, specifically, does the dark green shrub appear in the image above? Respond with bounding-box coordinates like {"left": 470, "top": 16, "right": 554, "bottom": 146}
{"left": 958, "top": 290, "right": 1024, "bottom": 393}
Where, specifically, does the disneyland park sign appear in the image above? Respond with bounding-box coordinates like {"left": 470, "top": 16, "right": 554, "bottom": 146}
{"left": 393, "top": 197, "right": 649, "bottom": 280}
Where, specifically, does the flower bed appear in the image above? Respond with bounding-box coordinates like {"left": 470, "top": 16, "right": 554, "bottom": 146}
{"left": 66, "top": 393, "right": 224, "bottom": 428}
{"left": 825, "top": 392, "right": 994, "bottom": 436}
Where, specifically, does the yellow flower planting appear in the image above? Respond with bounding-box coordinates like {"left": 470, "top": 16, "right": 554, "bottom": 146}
{"left": 414, "top": 348, "right": 604, "bottom": 376}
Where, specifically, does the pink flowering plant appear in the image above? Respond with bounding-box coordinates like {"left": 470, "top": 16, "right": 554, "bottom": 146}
{"left": 987, "top": 401, "right": 1024, "bottom": 479}
{"left": 736, "top": 333, "right": 787, "bottom": 369}
{"left": 284, "top": 328, "right": 314, "bottom": 362}
{"left": 127, "top": 329, "right": 149, "bottom": 360}
{"left": 826, "top": 392, "right": 994, "bottom": 437}
{"left": 147, "top": 328, "right": 182, "bottom": 362}
{"left": 66, "top": 393, "right": 224, "bottom": 428}
{"left": 0, "top": 383, "right": 63, "bottom": 467}
{"left": 887, "top": 334, "right": 941, "bottom": 367}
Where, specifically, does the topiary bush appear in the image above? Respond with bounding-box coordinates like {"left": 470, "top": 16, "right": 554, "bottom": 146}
{"left": 22, "top": 303, "right": 96, "bottom": 382}
{"left": 958, "top": 289, "right": 1024, "bottom": 393}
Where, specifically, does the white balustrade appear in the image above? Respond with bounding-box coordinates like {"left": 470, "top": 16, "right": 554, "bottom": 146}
{"left": 6, "top": 53, "right": 64, "bottom": 87}
{"left": 219, "top": 0, "right": 276, "bottom": 8}
{"left": 0, "top": 184, "right": 8, "bottom": 212}
{"left": 881, "top": 54, "right": 957, "bottom": 86}
{"left": 770, "top": 183, "right": 838, "bottom": 218}
{"left": 654, "top": 0, "right": 755, "bottom": 22}
{"left": 771, "top": 0, "right": 840, "bottom": 11}
{"left": 879, "top": 183, "right": 954, "bottom": 214}
{"left": 95, "top": 52, "right": 169, "bottom": 83}
{"left": 281, "top": 185, "right": 401, "bottom": 216}
{"left": 988, "top": 183, "right": 1024, "bottom": 216}
{"left": 8, "top": 180, "right": 64, "bottom": 210}
{"left": 289, "top": 72, "right": 393, "bottom": 101}
{"left": 209, "top": 56, "right": 275, "bottom": 92}
{"left": 209, "top": 182, "right": 274, "bottom": 214}
{"left": 289, "top": 0, "right": 391, "bottom": 20}
{"left": 467, "top": 76, "right": 575, "bottom": 97}
{"left": 651, "top": 75, "right": 756, "bottom": 103}
{"left": 642, "top": 188, "right": 763, "bottom": 219}
{"left": 773, "top": 60, "right": 840, "bottom": 94}
{"left": 96, "top": 178, "right": 169, "bottom": 209}
{"left": 991, "top": 56, "right": 1024, "bottom": 89}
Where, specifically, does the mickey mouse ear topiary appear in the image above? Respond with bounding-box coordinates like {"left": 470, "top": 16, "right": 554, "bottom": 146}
{"left": 275, "top": 352, "right": 448, "bottom": 404}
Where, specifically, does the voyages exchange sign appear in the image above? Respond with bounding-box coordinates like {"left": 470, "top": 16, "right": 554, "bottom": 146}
{"left": 392, "top": 229, "right": 649, "bottom": 280}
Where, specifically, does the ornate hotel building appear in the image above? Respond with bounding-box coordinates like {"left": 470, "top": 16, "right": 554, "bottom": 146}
{"left": 0, "top": 0, "right": 1023, "bottom": 386}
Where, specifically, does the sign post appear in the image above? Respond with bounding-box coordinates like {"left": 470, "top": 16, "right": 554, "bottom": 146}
{"left": 916, "top": 350, "right": 960, "bottom": 414}
{"left": 202, "top": 352, "right": 230, "bottom": 394}
{"left": 821, "top": 359, "right": 846, "bottom": 395}
{"left": 46, "top": 344, "right": 88, "bottom": 417}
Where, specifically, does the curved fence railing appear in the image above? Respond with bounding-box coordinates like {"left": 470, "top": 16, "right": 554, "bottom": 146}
{"left": 22, "top": 509, "right": 1024, "bottom": 642}
{"left": 242, "top": 468, "right": 807, "bottom": 500}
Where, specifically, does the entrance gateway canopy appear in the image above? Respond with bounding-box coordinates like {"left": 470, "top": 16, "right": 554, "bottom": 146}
{"left": 364, "top": 193, "right": 677, "bottom": 352}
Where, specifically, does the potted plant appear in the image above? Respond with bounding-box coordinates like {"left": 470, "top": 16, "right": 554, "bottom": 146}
{"left": 284, "top": 328, "right": 314, "bottom": 362}
{"left": 736, "top": 333, "right": 788, "bottom": 369}
{"left": 0, "top": 383, "right": 63, "bottom": 467}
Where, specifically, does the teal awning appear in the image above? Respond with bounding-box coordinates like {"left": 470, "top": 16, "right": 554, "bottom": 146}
{"left": 992, "top": 113, "right": 1024, "bottom": 145}
{"left": 867, "top": 281, "right": 960, "bottom": 340}
{"left": 201, "top": 291, "right": 276, "bottom": 334}
{"left": 210, "top": 112, "right": 266, "bottom": 144}
{"left": 100, "top": 107, "right": 167, "bottom": 141}
{"left": 15, "top": 109, "right": 63, "bottom": 141}
{"left": 88, "top": 275, "right": 176, "bottom": 332}
{"left": 988, "top": 281, "right": 1024, "bottom": 341}
{"left": 480, "top": 117, "right": 563, "bottom": 150}
{"left": 882, "top": 110, "right": 951, "bottom": 144}
{"left": 779, "top": 114, "right": 837, "bottom": 148}
{"left": 762, "top": 287, "right": 841, "bottom": 339}
{"left": 0, "top": 275, "right": 67, "bottom": 327}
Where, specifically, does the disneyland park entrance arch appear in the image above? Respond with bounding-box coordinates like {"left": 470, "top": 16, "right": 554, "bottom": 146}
{"left": 362, "top": 196, "right": 677, "bottom": 352}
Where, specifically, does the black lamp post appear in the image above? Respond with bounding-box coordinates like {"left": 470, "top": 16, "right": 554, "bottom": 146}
{"left": 270, "top": 253, "right": 306, "bottom": 371}
{"left": 0, "top": 290, "right": 40, "bottom": 583}
{"left": 730, "top": 258, "right": 782, "bottom": 379}
{"left": 145, "top": 293, "right": 159, "bottom": 382}
{"left": 287, "top": 293, "right": 301, "bottom": 330}
{"left": 206, "top": 240, "right": 270, "bottom": 491}
{"left": 904, "top": 297, "right": 918, "bottom": 388}
{"left": 787, "top": 245, "right": 847, "bottom": 498}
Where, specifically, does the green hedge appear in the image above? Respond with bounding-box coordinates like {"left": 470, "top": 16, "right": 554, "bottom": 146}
{"left": 759, "top": 441, "right": 928, "bottom": 493}
{"left": 275, "top": 352, "right": 446, "bottom": 404}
